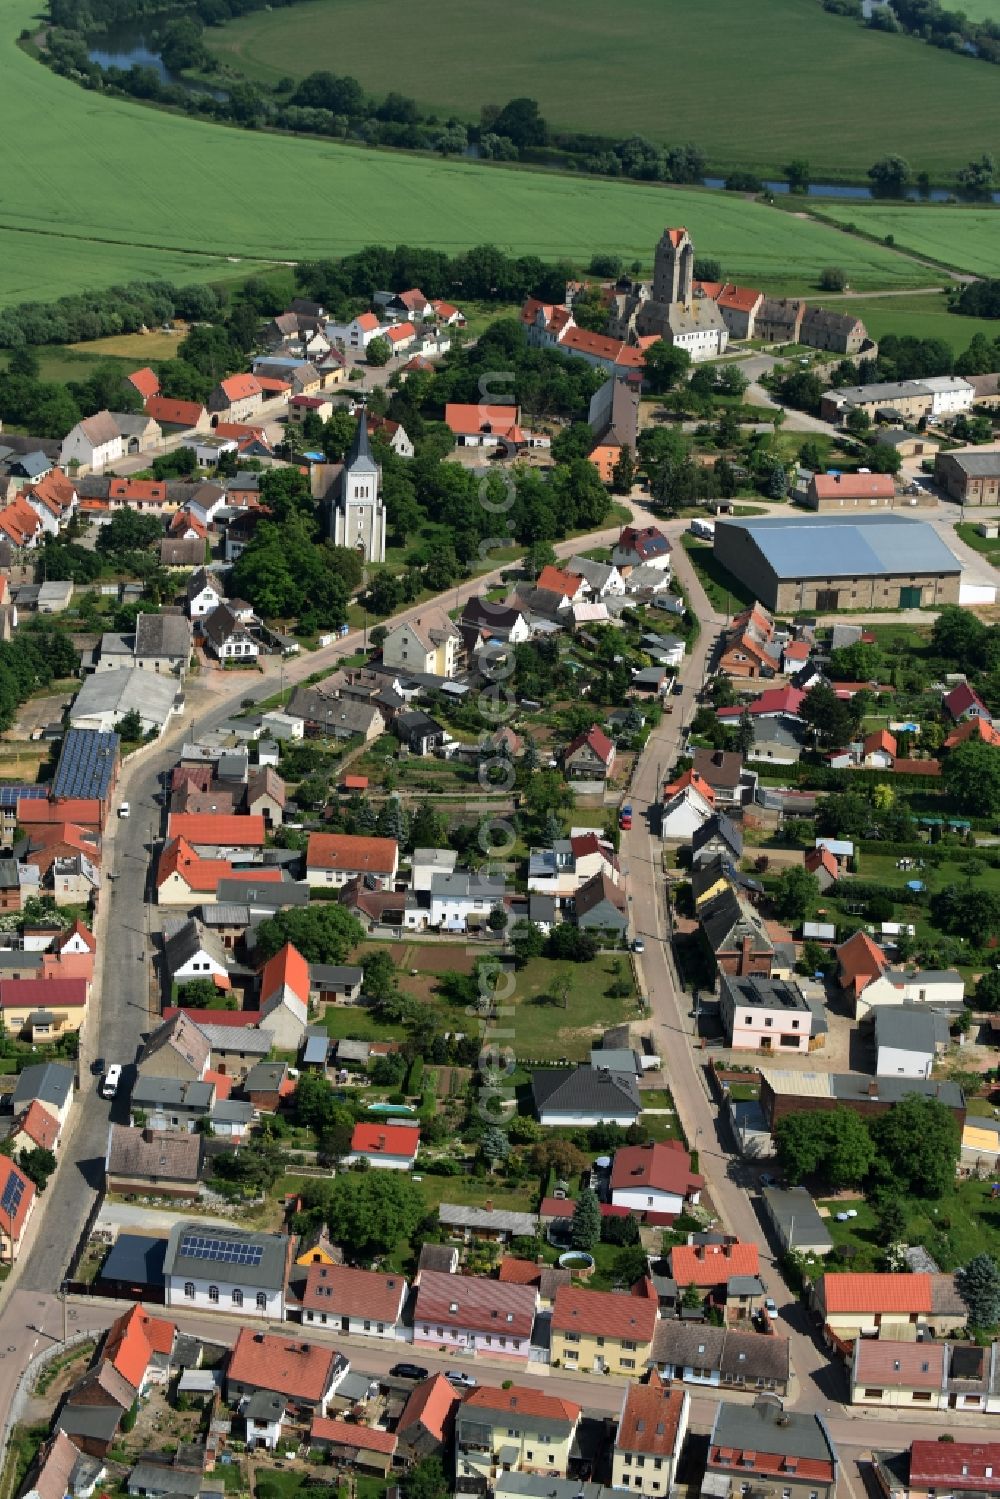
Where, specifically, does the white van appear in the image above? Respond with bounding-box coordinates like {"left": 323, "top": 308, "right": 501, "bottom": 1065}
{"left": 118, "top": 802, "right": 130, "bottom": 819}
{"left": 101, "top": 1064, "right": 122, "bottom": 1099}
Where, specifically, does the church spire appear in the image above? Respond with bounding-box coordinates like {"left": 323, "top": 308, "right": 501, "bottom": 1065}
{"left": 346, "top": 407, "right": 375, "bottom": 469}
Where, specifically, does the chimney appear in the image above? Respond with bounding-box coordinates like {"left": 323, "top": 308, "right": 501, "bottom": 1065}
{"left": 868, "top": 1080, "right": 879, "bottom": 1098}
{"left": 740, "top": 936, "right": 753, "bottom": 975}
{"left": 485, "top": 1199, "right": 493, "bottom": 1213}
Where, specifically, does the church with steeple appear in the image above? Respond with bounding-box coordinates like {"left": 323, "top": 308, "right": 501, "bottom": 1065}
{"left": 606, "top": 226, "right": 728, "bottom": 362}
{"left": 327, "top": 410, "right": 387, "bottom": 563}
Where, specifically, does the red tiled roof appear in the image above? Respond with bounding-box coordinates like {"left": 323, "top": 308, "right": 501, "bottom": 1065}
{"left": 552, "top": 1283, "right": 658, "bottom": 1341}
{"left": 167, "top": 813, "right": 266, "bottom": 847}
{"left": 171, "top": 765, "right": 214, "bottom": 792}
{"left": 909, "top": 1441, "right": 1000, "bottom": 1489}
{"left": 497, "top": 1257, "right": 545, "bottom": 1285}
{"left": 665, "top": 227, "right": 687, "bottom": 247}
{"left": 718, "top": 686, "right": 806, "bottom": 721}
{"left": 349, "top": 1123, "right": 419, "bottom": 1159}
{"left": 219, "top": 374, "right": 262, "bottom": 402}
{"left": 228, "top": 1329, "right": 341, "bottom": 1403}
{"left": 836, "top": 929, "right": 888, "bottom": 995}
{"left": 12, "top": 1101, "right": 59, "bottom": 1151}
{"left": 564, "top": 725, "right": 615, "bottom": 767}
{"left": 863, "top": 729, "right": 897, "bottom": 757}
{"left": 306, "top": 832, "right": 397, "bottom": 875}
{"left": 821, "top": 1272, "right": 932, "bottom": 1315}
{"left": 670, "top": 1241, "right": 758, "bottom": 1287}
{"left": 559, "top": 327, "right": 645, "bottom": 368}
{"left": 386, "top": 321, "right": 416, "bottom": 343}
{"left": 445, "top": 403, "right": 523, "bottom": 441}
{"left": 60, "top": 919, "right": 97, "bottom": 954}
{"left": 616, "top": 1371, "right": 686, "bottom": 1455}
{"left": 813, "top": 472, "right": 895, "bottom": 499}
{"left": 414, "top": 1270, "right": 536, "bottom": 1339}
{"left": 945, "top": 717, "right": 1000, "bottom": 750}
{"left": 146, "top": 397, "right": 206, "bottom": 428}
{"left": 944, "top": 682, "right": 991, "bottom": 721}
{"left": 128, "top": 367, "right": 160, "bottom": 401}
{"left": 162, "top": 1006, "right": 260, "bottom": 1028}
{"left": 302, "top": 1263, "right": 406, "bottom": 1321}
{"left": 610, "top": 1141, "right": 703, "bottom": 1200}
{"left": 715, "top": 283, "right": 763, "bottom": 313}
{"left": 893, "top": 757, "right": 941, "bottom": 776}
{"left": 536, "top": 565, "right": 583, "bottom": 597}
{"left": 462, "top": 1384, "right": 580, "bottom": 1424}
{"left": 663, "top": 768, "right": 715, "bottom": 804}
{"left": 0, "top": 978, "right": 88, "bottom": 1010}
{"left": 310, "top": 1417, "right": 397, "bottom": 1455}
{"left": 104, "top": 1305, "right": 174, "bottom": 1390}
{"left": 156, "top": 836, "right": 281, "bottom": 893}
{"left": 342, "top": 775, "right": 368, "bottom": 791}
{"left": 0, "top": 1158, "right": 34, "bottom": 1238}
{"left": 260, "top": 942, "right": 310, "bottom": 1005}
{"left": 397, "top": 1374, "right": 459, "bottom": 1443}
{"left": 805, "top": 847, "right": 839, "bottom": 882}
{"left": 852, "top": 1339, "right": 945, "bottom": 1389}
{"left": 19, "top": 799, "right": 102, "bottom": 827}
{"left": 355, "top": 313, "right": 380, "bottom": 332}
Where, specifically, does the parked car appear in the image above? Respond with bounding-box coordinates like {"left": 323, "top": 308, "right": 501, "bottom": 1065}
{"left": 764, "top": 1298, "right": 778, "bottom": 1316}
{"left": 446, "top": 1370, "right": 477, "bottom": 1389}
{"left": 390, "top": 1363, "right": 429, "bottom": 1381}
{"left": 632, "top": 937, "right": 645, "bottom": 953}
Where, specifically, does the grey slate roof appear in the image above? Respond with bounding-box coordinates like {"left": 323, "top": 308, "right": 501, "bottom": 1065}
{"left": 531, "top": 1064, "right": 641, "bottom": 1119}
{"left": 874, "top": 1003, "right": 949, "bottom": 1056}
{"left": 691, "top": 813, "right": 743, "bottom": 861}
{"left": 128, "top": 1464, "right": 204, "bottom": 1498}
{"left": 438, "top": 1203, "right": 538, "bottom": 1235}
{"left": 717, "top": 513, "right": 961, "bottom": 581}
{"left": 131, "top": 1077, "right": 215, "bottom": 1112}
{"left": 652, "top": 1320, "right": 790, "bottom": 1385}
{"left": 107, "top": 1125, "right": 201, "bottom": 1183}
{"left": 99, "top": 1232, "right": 168, "bottom": 1288}
{"left": 700, "top": 885, "right": 773, "bottom": 955}
{"left": 709, "top": 1402, "right": 836, "bottom": 1464}
{"left": 164, "top": 1222, "right": 289, "bottom": 1289}
{"left": 135, "top": 612, "right": 192, "bottom": 660}
{"left": 214, "top": 880, "right": 309, "bottom": 910}
{"left": 163, "top": 917, "right": 228, "bottom": 977}
{"left": 196, "top": 1024, "right": 271, "bottom": 1055}
{"left": 12, "top": 1061, "right": 74, "bottom": 1114}
{"left": 762, "top": 1185, "right": 833, "bottom": 1253}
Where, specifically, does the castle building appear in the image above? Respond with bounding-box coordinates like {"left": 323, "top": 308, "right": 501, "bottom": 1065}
{"left": 607, "top": 227, "right": 729, "bottom": 362}
{"left": 328, "top": 411, "right": 387, "bottom": 563}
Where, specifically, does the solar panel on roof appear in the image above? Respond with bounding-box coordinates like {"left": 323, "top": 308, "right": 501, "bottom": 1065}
{"left": 179, "top": 1233, "right": 264, "bottom": 1267}
{"left": 52, "top": 729, "right": 120, "bottom": 801}
{"left": 0, "top": 786, "right": 48, "bottom": 807}
{"left": 1, "top": 1169, "right": 25, "bottom": 1219}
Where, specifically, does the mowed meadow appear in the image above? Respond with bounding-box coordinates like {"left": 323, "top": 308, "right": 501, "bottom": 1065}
{"left": 203, "top": 0, "right": 1000, "bottom": 178}
{"left": 819, "top": 204, "right": 1000, "bottom": 278}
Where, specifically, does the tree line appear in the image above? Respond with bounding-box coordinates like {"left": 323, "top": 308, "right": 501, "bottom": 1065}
{"left": 823, "top": 0, "right": 1000, "bottom": 70}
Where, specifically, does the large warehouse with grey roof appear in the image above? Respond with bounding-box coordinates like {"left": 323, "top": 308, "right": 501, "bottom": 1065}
{"left": 712, "top": 514, "right": 962, "bottom": 612}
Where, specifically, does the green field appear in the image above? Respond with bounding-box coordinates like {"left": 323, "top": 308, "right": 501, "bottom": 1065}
{"left": 823, "top": 291, "right": 1000, "bottom": 355}
{"left": 204, "top": 0, "right": 1000, "bottom": 179}
{"left": 0, "top": 0, "right": 984, "bottom": 306}
{"left": 820, "top": 203, "right": 1000, "bottom": 276}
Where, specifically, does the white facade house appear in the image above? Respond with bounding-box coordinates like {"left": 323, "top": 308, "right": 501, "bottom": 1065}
{"left": 343, "top": 1122, "right": 419, "bottom": 1171}
{"left": 381, "top": 608, "right": 461, "bottom": 678}
{"left": 410, "top": 848, "right": 458, "bottom": 893}
{"left": 856, "top": 967, "right": 966, "bottom": 1019}
{"left": 660, "top": 772, "right": 715, "bottom": 840}
{"left": 301, "top": 1264, "right": 407, "bottom": 1338}
{"left": 609, "top": 1141, "right": 702, "bottom": 1216}
{"left": 874, "top": 1005, "right": 946, "bottom": 1080}
{"left": 187, "top": 569, "right": 223, "bottom": 619}
{"left": 718, "top": 974, "right": 814, "bottom": 1054}
{"left": 60, "top": 411, "right": 124, "bottom": 476}
{"left": 325, "top": 313, "right": 384, "bottom": 350}
{"left": 164, "top": 917, "right": 229, "bottom": 987}
{"left": 429, "top": 871, "right": 507, "bottom": 931}
{"left": 241, "top": 1395, "right": 284, "bottom": 1452}
{"left": 922, "top": 375, "right": 976, "bottom": 418}
{"left": 163, "top": 1223, "right": 287, "bottom": 1318}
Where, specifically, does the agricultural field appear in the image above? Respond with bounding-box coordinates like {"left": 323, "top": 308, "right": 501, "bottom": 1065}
{"left": 824, "top": 291, "right": 1000, "bottom": 356}
{"left": 819, "top": 203, "right": 1000, "bottom": 277}
{"left": 0, "top": 0, "right": 972, "bottom": 307}
{"left": 203, "top": 0, "right": 1000, "bottom": 179}
{"left": 68, "top": 329, "right": 185, "bottom": 359}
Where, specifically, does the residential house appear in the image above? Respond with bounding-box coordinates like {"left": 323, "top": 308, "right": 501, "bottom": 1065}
{"left": 701, "top": 886, "right": 775, "bottom": 980}
{"left": 105, "top": 1125, "right": 201, "bottom": 1200}
{"left": 164, "top": 1224, "right": 291, "bottom": 1317}
{"left": 936, "top": 447, "right": 1000, "bottom": 506}
{"left": 163, "top": 918, "right": 230, "bottom": 992}
{"left": 186, "top": 569, "right": 223, "bottom": 620}
{"left": 208, "top": 376, "right": 264, "bottom": 423}
{"left": 874, "top": 1004, "right": 948, "bottom": 1079}
{"left": 306, "top": 832, "right": 398, "bottom": 889}
{"left": 563, "top": 725, "right": 616, "bottom": 780}
{"left": 610, "top": 1141, "right": 704, "bottom": 1217}
{"left": 166, "top": 813, "right": 265, "bottom": 852}
{"left": 146, "top": 399, "right": 211, "bottom": 434}
{"left": 0, "top": 977, "right": 89, "bottom": 1040}
{"left": 245, "top": 767, "right": 285, "bottom": 828}
{"left": 650, "top": 1323, "right": 790, "bottom": 1396}
{"left": 60, "top": 411, "right": 124, "bottom": 475}
{"left": 612, "top": 526, "right": 672, "bottom": 575}
{"left": 129, "top": 1076, "right": 215, "bottom": 1134}
{"left": 497, "top": 1259, "right": 571, "bottom": 1310}
{"left": 943, "top": 682, "right": 992, "bottom": 723}
{"left": 804, "top": 846, "right": 839, "bottom": 893}
{"left": 394, "top": 709, "right": 447, "bottom": 756}
{"left": 717, "top": 603, "right": 778, "bottom": 679}
{"left": 21, "top": 1431, "right": 105, "bottom": 1499}
{"left": 0, "top": 1156, "right": 36, "bottom": 1260}
{"left": 718, "top": 973, "right": 815, "bottom": 1054}
{"left": 309, "top": 1419, "right": 396, "bottom": 1474}
{"left": 136, "top": 1012, "right": 210, "bottom": 1083}
{"left": 396, "top": 1374, "right": 460, "bottom": 1459}
{"left": 381, "top": 608, "right": 461, "bottom": 678}
{"left": 437, "top": 1205, "right": 539, "bottom": 1244}
{"left": 456, "top": 1386, "right": 582, "bottom": 1483}
{"left": 301, "top": 1263, "right": 407, "bottom": 1337}
{"left": 801, "top": 307, "right": 871, "bottom": 355}
{"left": 258, "top": 941, "right": 309, "bottom": 1050}
{"left": 412, "top": 1270, "right": 536, "bottom": 1362}
{"left": 550, "top": 1282, "right": 658, "bottom": 1376}
{"left": 202, "top": 604, "right": 259, "bottom": 663}
{"left": 429, "top": 871, "right": 507, "bottom": 931}
{"left": 134, "top": 613, "right": 192, "bottom": 675}
{"left": 532, "top": 1056, "right": 641, "bottom": 1127}
{"left": 815, "top": 1271, "right": 968, "bottom": 1340}
{"left": 411, "top": 848, "right": 458, "bottom": 893}
{"left": 12, "top": 1061, "right": 75, "bottom": 1131}
{"left": 760, "top": 1187, "right": 833, "bottom": 1259}
{"left": 874, "top": 1440, "right": 1000, "bottom": 1499}
{"left": 226, "top": 1328, "right": 348, "bottom": 1415}
{"left": 805, "top": 472, "right": 897, "bottom": 512}
{"left": 703, "top": 1401, "right": 837, "bottom": 1499}
{"left": 691, "top": 815, "right": 743, "bottom": 869}
{"left": 850, "top": 1340, "right": 948, "bottom": 1410}
{"left": 574, "top": 870, "right": 628, "bottom": 935}
{"left": 755, "top": 297, "right": 805, "bottom": 345}
{"left": 445, "top": 403, "right": 525, "bottom": 448}
{"left": 691, "top": 750, "right": 756, "bottom": 809}
{"left": 711, "top": 284, "right": 764, "bottom": 342}
{"left": 660, "top": 769, "right": 715, "bottom": 840}
{"left": 668, "top": 1242, "right": 763, "bottom": 1323}
{"left": 155, "top": 836, "right": 283, "bottom": 906}
{"left": 344, "top": 1122, "right": 419, "bottom": 1170}
{"left": 7, "top": 1100, "right": 60, "bottom": 1156}
{"left": 716, "top": 685, "right": 806, "bottom": 727}
{"left": 612, "top": 1372, "right": 689, "bottom": 1499}
{"left": 325, "top": 312, "right": 384, "bottom": 350}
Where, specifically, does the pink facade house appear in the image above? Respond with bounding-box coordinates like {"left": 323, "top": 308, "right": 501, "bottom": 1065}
{"left": 718, "top": 972, "right": 815, "bottom": 1054}
{"left": 412, "top": 1271, "right": 536, "bottom": 1362}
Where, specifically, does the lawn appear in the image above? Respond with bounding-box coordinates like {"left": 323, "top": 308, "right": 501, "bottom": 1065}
{"left": 322, "top": 951, "right": 637, "bottom": 1062}
{"left": 828, "top": 291, "right": 1000, "bottom": 356}
{"left": 203, "top": 0, "right": 1000, "bottom": 180}
{"left": 819, "top": 1180, "right": 1000, "bottom": 1271}
{"left": 680, "top": 536, "right": 757, "bottom": 615}
{"left": 0, "top": 0, "right": 951, "bottom": 309}
{"left": 957, "top": 522, "right": 1000, "bottom": 561}
{"left": 819, "top": 203, "right": 1000, "bottom": 277}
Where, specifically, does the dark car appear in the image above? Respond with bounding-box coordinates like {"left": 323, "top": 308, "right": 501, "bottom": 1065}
{"left": 672, "top": 681, "right": 684, "bottom": 696}
{"left": 391, "top": 1363, "right": 429, "bottom": 1381}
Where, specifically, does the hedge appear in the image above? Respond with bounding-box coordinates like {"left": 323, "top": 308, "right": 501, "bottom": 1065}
{"left": 855, "top": 840, "right": 1000, "bottom": 865}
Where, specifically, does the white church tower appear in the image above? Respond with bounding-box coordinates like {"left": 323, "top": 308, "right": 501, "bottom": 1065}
{"left": 331, "top": 410, "right": 386, "bottom": 563}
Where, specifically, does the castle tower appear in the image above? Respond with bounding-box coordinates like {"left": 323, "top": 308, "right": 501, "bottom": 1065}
{"left": 653, "top": 227, "right": 694, "bottom": 308}
{"left": 330, "top": 410, "right": 386, "bottom": 564}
